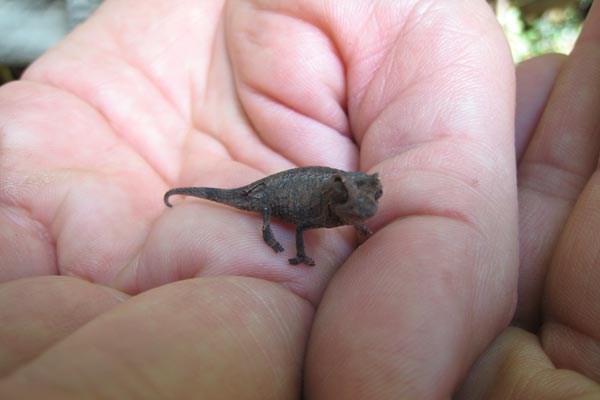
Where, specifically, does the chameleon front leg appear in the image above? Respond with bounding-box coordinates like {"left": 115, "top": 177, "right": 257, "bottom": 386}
{"left": 261, "top": 207, "right": 284, "bottom": 252}
{"left": 354, "top": 223, "right": 372, "bottom": 237}
{"left": 288, "top": 226, "right": 315, "bottom": 266}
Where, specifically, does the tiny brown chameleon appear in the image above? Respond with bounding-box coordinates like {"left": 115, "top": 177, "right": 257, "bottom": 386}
{"left": 164, "top": 166, "right": 383, "bottom": 266}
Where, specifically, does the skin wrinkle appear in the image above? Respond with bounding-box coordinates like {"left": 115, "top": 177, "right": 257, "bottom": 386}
{"left": 21, "top": 68, "right": 173, "bottom": 188}
{"left": 177, "top": 277, "right": 310, "bottom": 397}
{"left": 94, "top": 61, "right": 186, "bottom": 184}
{"left": 379, "top": 136, "right": 506, "bottom": 204}
{"left": 231, "top": 85, "right": 304, "bottom": 168}
{"left": 48, "top": 177, "right": 77, "bottom": 275}
{"left": 393, "top": 182, "right": 484, "bottom": 237}
{"left": 110, "top": 37, "right": 192, "bottom": 125}
{"left": 1, "top": 169, "right": 68, "bottom": 275}
{"left": 249, "top": 0, "right": 328, "bottom": 38}
{"left": 344, "top": 45, "right": 389, "bottom": 117}
{"left": 189, "top": 14, "right": 245, "bottom": 176}
{"left": 0, "top": 277, "right": 128, "bottom": 376}
{"left": 1, "top": 202, "right": 54, "bottom": 246}
{"left": 351, "top": 42, "right": 401, "bottom": 137}
{"left": 183, "top": 126, "right": 248, "bottom": 178}
{"left": 226, "top": 279, "right": 306, "bottom": 390}
{"left": 182, "top": 128, "right": 232, "bottom": 167}
{"left": 354, "top": 37, "right": 480, "bottom": 153}
{"left": 30, "top": 44, "right": 190, "bottom": 184}
{"left": 542, "top": 320, "right": 599, "bottom": 360}
{"left": 357, "top": 4, "right": 503, "bottom": 148}
{"left": 106, "top": 2, "right": 214, "bottom": 123}
{"left": 54, "top": 177, "right": 148, "bottom": 281}
{"left": 334, "top": 2, "right": 381, "bottom": 102}
{"left": 239, "top": 76, "right": 333, "bottom": 132}
{"left": 237, "top": 68, "right": 351, "bottom": 140}
{"left": 240, "top": 81, "right": 355, "bottom": 154}
{"left": 358, "top": 81, "right": 422, "bottom": 164}
{"left": 202, "top": 92, "right": 295, "bottom": 176}
{"left": 310, "top": 14, "right": 349, "bottom": 117}
{"left": 245, "top": 102, "right": 356, "bottom": 170}
{"left": 0, "top": 207, "right": 58, "bottom": 279}
{"left": 518, "top": 161, "right": 590, "bottom": 203}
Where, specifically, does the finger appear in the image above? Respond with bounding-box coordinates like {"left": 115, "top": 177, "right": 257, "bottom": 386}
{"left": 227, "top": 0, "right": 357, "bottom": 169}
{"left": 305, "top": 0, "right": 517, "bottom": 397}
{"left": 0, "top": 276, "right": 127, "bottom": 377}
{"left": 457, "top": 327, "right": 600, "bottom": 399}
{"left": 540, "top": 0, "right": 600, "bottom": 381}
{"left": 515, "top": 0, "right": 600, "bottom": 328}
{"left": 0, "top": 277, "right": 311, "bottom": 399}
{"left": 515, "top": 54, "right": 567, "bottom": 160}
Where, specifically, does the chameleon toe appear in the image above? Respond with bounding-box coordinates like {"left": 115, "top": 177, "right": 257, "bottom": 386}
{"left": 288, "top": 256, "right": 315, "bottom": 266}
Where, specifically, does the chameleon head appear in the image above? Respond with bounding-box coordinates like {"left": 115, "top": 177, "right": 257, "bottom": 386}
{"left": 325, "top": 171, "right": 383, "bottom": 224}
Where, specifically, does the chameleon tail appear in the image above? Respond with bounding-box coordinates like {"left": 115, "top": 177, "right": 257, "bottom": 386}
{"left": 164, "top": 187, "right": 250, "bottom": 210}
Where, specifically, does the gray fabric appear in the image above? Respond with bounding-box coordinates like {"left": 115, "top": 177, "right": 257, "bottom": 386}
{"left": 0, "top": 0, "right": 102, "bottom": 65}
{"left": 65, "top": 0, "right": 102, "bottom": 28}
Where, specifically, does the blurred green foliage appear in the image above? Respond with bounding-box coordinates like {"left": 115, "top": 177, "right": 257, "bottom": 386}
{"left": 498, "top": 0, "right": 593, "bottom": 62}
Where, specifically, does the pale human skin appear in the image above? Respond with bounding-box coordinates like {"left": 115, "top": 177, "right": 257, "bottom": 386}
{"left": 0, "top": 0, "right": 599, "bottom": 398}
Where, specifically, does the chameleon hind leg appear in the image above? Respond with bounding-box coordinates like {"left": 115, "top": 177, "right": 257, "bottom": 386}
{"left": 288, "top": 226, "right": 315, "bottom": 266}
{"left": 261, "top": 207, "right": 284, "bottom": 252}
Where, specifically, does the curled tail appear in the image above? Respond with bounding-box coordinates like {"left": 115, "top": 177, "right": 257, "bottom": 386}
{"left": 164, "top": 186, "right": 252, "bottom": 211}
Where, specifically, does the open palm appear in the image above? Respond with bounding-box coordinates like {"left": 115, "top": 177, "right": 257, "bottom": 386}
{"left": 0, "top": 0, "right": 536, "bottom": 398}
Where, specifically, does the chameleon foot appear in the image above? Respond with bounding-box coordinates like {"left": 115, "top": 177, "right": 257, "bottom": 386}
{"left": 270, "top": 241, "right": 284, "bottom": 253}
{"left": 288, "top": 255, "right": 315, "bottom": 266}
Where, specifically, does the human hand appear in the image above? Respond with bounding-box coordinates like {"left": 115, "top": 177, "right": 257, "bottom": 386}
{"left": 458, "top": 1, "right": 600, "bottom": 398}
{"left": 1, "top": 0, "right": 517, "bottom": 398}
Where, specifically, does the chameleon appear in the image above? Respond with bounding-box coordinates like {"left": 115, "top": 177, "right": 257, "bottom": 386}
{"left": 164, "top": 166, "right": 383, "bottom": 266}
